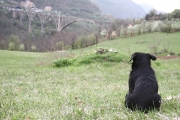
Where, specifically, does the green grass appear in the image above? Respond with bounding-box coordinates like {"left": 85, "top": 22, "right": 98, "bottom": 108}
{"left": 0, "top": 32, "right": 180, "bottom": 119}
{"left": 73, "top": 32, "right": 180, "bottom": 56}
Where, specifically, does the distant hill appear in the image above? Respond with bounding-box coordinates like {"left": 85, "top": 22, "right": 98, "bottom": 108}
{"left": 90, "top": 0, "right": 146, "bottom": 19}
{"left": 1, "top": 0, "right": 107, "bottom": 20}
{"left": 3, "top": 0, "right": 147, "bottom": 19}
{"left": 0, "top": 0, "right": 113, "bottom": 51}
{"left": 138, "top": 3, "right": 154, "bottom": 14}
{"left": 30, "top": 0, "right": 101, "bottom": 18}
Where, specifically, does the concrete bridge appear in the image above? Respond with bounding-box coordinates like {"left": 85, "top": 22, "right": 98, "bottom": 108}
{"left": 3, "top": 7, "right": 113, "bottom": 33}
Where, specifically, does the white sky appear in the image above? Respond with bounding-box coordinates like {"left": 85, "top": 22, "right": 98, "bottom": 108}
{"left": 132, "top": 0, "right": 180, "bottom": 13}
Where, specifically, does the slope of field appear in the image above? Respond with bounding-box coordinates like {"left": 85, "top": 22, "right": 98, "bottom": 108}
{"left": 75, "top": 32, "right": 180, "bottom": 56}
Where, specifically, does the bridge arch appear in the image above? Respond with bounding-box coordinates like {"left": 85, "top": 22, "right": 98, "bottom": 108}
{"left": 59, "top": 19, "right": 98, "bottom": 32}
{"left": 4, "top": 7, "right": 112, "bottom": 33}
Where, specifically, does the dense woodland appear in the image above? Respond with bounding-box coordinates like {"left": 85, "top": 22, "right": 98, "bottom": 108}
{"left": 0, "top": 0, "right": 180, "bottom": 52}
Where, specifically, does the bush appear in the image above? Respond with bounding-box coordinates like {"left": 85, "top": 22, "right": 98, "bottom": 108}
{"left": 87, "top": 34, "right": 96, "bottom": 46}
{"left": 64, "top": 44, "right": 72, "bottom": 50}
{"left": 52, "top": 58, "right": 73, "bottom": 67}
{"left": 76, "top": 35, "right": 87, "bottom": 48}
{"left": 31, "top": 45, "right": 36, "bottom": 52}
{"left": 78, "top": 57, "right": 93, "bottom": 65}
{"left": 56, "top": 41, "right": 64, "bottom": 50}
{"left": 8, "top": 42, "right": 16, "bottom": 50}
{"left": 74, "top": 39, "right": 82, "bottom": 49}
{"left": 8, "top": 35, "right": 21, "bottom": 50}
{"left": 100, "top": 29, "right": 107, "bottom": 37}
{"left": 52, "top": 50, "right": 128, "bottom": 68}
{"left": 19, "top": 44, "right": 25, "bottom": 51}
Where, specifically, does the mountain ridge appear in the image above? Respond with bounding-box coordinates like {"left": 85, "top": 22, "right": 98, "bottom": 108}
{"left": 90, "top": 0, "right": 146, "bottom": 19}
{"left": 3, "top": 0, "right": 148, "bottom": 19}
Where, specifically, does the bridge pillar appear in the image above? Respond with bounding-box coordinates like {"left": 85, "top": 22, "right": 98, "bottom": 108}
{"left": 37, "top": 14, "right": 49, "bottom": 34}
{"left": 19, "top": 11, "right": 25, "bottom": 25}
{"left": 27, "top": 12, "right": 36, "bottom": 33}
{"left": 12, "top": 11, "right": 18, "bottom": 19}
{"left": 52, "top": 16, "right": 62, "bottom": 32}
{"left": 57, "top": 16, "right": 61, "bottom": 32}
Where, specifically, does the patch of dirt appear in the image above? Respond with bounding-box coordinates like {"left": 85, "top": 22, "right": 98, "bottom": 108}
{"left": 157, "top": 56, "right": 180, "bottom": 60}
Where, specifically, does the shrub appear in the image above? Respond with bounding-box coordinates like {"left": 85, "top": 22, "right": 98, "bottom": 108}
{"left": 31, "top": 45, "right": 36, "bottom": 52}
{"left": 8, "top": 35, "right": 21, "bottom": 50}
{"left": 56, "top": 41, "right": 64, "bottom": 50}
{"left": 100, "top": 29, "right": 107, "bottom": 37}
{"left": 52, "top": 50, "right": 128, "bottom": 68}
{"left": 75, "top": 36, "right": 83, "bottom": 48}
{"left": 87, "top": 34, "right": 96, "bottom": 46}
{"left": 64, "top": 44, "right": 72, "bottom": 50}
{"left": 8, "top": 42, "right": 16, "bottom": 50}
{"left": 151, "top": 21, "right": 162, "bottom": 32}
{"left": 78, "top": 57, "right": 92, "bottom": 65}
{"left": 74, "top": 39, "right": 81, "bottom": 49}
{"left": 76, "top": 35, "right": 87, "bottom": 48}
{"left": 52, "top": 58, "right": 73, "bottom": 67}
{"left": 19, "top": 44, "right": 25, "bottom": 51}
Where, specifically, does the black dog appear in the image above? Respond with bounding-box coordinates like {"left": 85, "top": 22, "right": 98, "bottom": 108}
{"left": 125, "top": 52, "right": 161, "bottom": 113}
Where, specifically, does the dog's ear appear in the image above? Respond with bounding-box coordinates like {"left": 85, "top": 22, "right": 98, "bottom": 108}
{"left": 129, "top": 53, "right": 135, "bottom": 62}
{"left": 148, "top": 53, "right": 156, "bottom": 61}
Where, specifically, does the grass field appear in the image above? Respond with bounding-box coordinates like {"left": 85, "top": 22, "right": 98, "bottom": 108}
{"left": 0, "top": 32, "right": 180, "bottom": 119}
{"left": 73, "top": 32, "right": 180, "bottom": 56}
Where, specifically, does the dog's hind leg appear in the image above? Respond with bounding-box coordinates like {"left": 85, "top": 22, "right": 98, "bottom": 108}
{"left": 154, "top": 94, "right": 161, "bottom": 110}
{"left": 125, "top": 93, "right": 137, "bottom": 111}
{"left": 149, "top": 94, "right": 161, "bottom": 111}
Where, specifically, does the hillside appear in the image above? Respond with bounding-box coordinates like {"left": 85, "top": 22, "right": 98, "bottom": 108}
{"left": 30, "top": 0, "right": 102, "bottom": 19}
{"left": 90, "top": 0, "right": 146, "bottom": 19}
{"left": 1, "top": 0, "right": 107, "bottom": 19}
{"left": 2, "top": 0, "right": 147, "bottom": 19}
{"left": 1, "top": 0, "right": 113, "bottom": 52}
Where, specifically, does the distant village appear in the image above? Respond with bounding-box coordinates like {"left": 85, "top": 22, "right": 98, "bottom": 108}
{"left": 1, "top": 0, "right": 53, "bottom": 12}
{"left": 21, "top": 0, "right": 52, "bottom": 11}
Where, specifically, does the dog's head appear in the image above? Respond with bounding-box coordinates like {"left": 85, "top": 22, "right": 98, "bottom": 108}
{"left": 129, "top": 52, "right": 156, "bottom": 68}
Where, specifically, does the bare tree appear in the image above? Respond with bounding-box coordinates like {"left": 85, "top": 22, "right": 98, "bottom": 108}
{"left": 148, "top": 38, "right": 162, "bottom": 55}
{"left": 164, "top": 20, "right": 172, "bottom": 35}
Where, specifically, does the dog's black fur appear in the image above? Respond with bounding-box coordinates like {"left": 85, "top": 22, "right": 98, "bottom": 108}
{"left": 125, "top": 52, "right": 161, "bottom": 113}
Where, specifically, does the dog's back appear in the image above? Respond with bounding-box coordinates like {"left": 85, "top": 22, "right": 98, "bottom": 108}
{"left": 125, "top": 52, "right": 161, "bottom": 112}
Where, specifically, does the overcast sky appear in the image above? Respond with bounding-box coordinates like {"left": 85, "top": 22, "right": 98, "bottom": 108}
{"left": 132, "top": 0, "right": 180, "bottom": 13}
